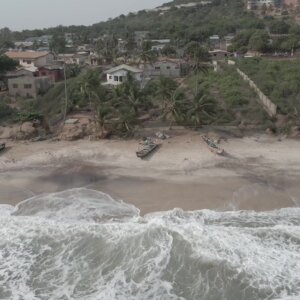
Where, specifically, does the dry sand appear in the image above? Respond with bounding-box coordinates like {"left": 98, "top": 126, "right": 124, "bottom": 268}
{"left": 0, "top": 131, "right": 299, "bottom": 214}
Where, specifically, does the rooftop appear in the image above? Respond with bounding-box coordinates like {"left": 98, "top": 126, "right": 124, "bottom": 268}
{"left": 106, "top": 64, "right": 142, "bottom": 74}
{"left": 5, "top": 51, "right": 50, "bottom": 60}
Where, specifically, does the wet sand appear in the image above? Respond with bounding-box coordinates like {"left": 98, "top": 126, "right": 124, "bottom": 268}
{"left": 0, "top": 132, "right": 300, "bottom": 214}
{"left": 0, "top": 163, "right": 299, "bottom": 215}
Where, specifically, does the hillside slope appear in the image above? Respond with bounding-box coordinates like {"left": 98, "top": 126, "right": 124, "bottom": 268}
{"left": 13, "top": 0, "right": 268, "bottom": 43}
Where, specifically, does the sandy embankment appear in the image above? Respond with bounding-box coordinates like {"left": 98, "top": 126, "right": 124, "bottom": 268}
{"left": 0, "top": 131, "right": 299, "bottom": 214}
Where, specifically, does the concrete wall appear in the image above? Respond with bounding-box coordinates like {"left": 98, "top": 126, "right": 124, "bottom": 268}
{"left": 35, "top": 54, "right": 54, "bottom": 67}
{"left": 8, "top": 76, "right": 54, "bottom": 99}
{"left": 144, "top": 61, "right": 181, "bottom": 78}
{"left": 236, "top": 68, "right": 277, "bottom": 117}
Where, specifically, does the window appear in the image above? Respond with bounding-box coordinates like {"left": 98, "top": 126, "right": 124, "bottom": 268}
{"left": 155, "top": 66, "right": 161, "bottom": 70}
{"left": 109, "top": 75, "right": 113, "bottom": 79}
{"left": 24, "top": 84, "right": 32, "bottom": 89}
{"left": 24, "top": 60, "right": 32, "bottom": 64}
{"left": 114, "top": 76, "right": 119, "bottom": 82}
{"left": 166, "top": 66, "right": 171, "bottom": 70}
{"left": 12, "top": 84, "right": 18, "bottom": 89}
{"left": 119, "top": 76, "right": 123, "bottom": 82}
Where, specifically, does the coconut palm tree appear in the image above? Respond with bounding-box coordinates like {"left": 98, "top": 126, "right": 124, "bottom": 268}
{"left": 162, "top": 89, "right": 187, "bottom": 127}
{"left": 78, "top": 70, "right": 100, "bottom": 108}
{"left": 184, "top": 41, "right": 210, "bottom": 75}
{"left": 138, "top": 49, "right": 158, "bottom": 65}
{"left": 154, "top": 76, "right": 179, "bottom": 110}
{"left": 186, "top": 92, "right": 216, "bottom": 127}
{"left": 113, "top": 106, "right": 138, "bottom": 136}
{"left": 112, "top": 73, "right": 148, "bottom": 116}
{"left": 95, "top": 101, "right": 113, "bottom": 137}
{"left": 153, "top": 76, "right": 182, "bottom": 125}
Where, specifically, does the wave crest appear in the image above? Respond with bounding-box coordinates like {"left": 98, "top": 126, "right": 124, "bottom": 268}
{"left": 0, "top": 189, "right": 299, "bottom": 300}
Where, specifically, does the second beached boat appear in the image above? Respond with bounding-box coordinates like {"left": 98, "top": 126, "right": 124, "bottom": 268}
{"left": 136, "top": 138, "right": 160, "bottom": 158}
{"left": 201, "top": 135, "right": 224, "bottom": 155}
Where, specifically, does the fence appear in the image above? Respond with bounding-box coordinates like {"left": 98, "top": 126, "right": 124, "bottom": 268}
{"left": 236, "top": 68, "right": 277, "bottom": 118}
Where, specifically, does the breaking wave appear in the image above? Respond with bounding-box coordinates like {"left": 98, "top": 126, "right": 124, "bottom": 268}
{"left": 0, "top": 188, "right": 299, "bottom": 300}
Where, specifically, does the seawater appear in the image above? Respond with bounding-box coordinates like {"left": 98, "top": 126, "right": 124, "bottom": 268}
{"left": 0, "top": 188, "right": 299, "bottom": 300}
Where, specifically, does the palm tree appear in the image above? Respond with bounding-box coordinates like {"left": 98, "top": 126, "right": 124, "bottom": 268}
{"left": 112, "top": 73, "right": 146, "bottom": 116}
{"left": 154, "top": 76, "right": 179, "bottom": 115}
{"left": 138, "top": 49, "right": 158, "bottom": 65}
{"left": 184, "top": 41, "right": 210, "bottom": 75}
{"left": 186, "top": 92, "right": 216, "bottom": 127}
{"left": 114, "top": 106, "right": 138, "bottom": 136}
{"left": 94, "top": 35, "right": 118, "bottom": 64}
{"left": 78, "top": 70, "right": 100, "bottom": 109}
{"left": 162, "top": 89, "right": 187, "bottom": 128}
{"left": 95, "top": 101, "right": 113, "bottom": 137}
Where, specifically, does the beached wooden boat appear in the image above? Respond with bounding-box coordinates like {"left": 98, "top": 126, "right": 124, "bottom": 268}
{"left": 201, "top": 136, "right": 224, "bottom": 155}
{"left": 0, "top": 143, "right": 6, "bottom": 152}
{"left": 136, "top": 139, "right": 160, "bottom": 158}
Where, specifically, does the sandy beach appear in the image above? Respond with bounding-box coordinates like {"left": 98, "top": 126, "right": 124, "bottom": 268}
{"left": 0, "top": 130, "right": 299, "bottom": 214}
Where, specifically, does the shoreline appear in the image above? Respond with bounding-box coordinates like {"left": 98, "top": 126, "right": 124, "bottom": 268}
{"left": 0, "top": 131, "right": 300, "bottom": 214}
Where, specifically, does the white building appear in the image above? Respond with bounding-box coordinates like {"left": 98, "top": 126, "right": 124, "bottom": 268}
{"left": 104, "top": 64, "right": 143, "bottom": 86}
{"left": 5, "top": 51, "right": 54, "bottom": 68}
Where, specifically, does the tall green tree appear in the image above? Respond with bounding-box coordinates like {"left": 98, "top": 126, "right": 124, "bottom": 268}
{"left": 94, "top": 35, "right": 118, "bottom": 64}
{"left": 186, "top": 92, "right": 216, "bottom": 126}
{"left": 248, "top": 30, "right": 270, "bottom": 52}
{"left": 154, "top": 76, "right": 179, "bottom": 111}
{"left": 138, "top": 49, "right": 158, "bottom": 65}
{"left": 161, "top": 89, "right": 186, "bottom": 127}
{"left": 184, "top": 42, "right": 210, "bottom": 74}
{"left": 161, "top": 45, "right": 177, "bottom": 57}
{"left": 50, "top": 34, "right": 66, "bottom": 54}
{"left": 0, "top": 28, "right": 14, "bottom": 53}
{"left": 113, "top": 73, "right": 147, "bottom": 116}
{"left": 0, "top": 55, "right": 18, "bottom": 74}
{"left": 78, "top": 69, "right": 101, "bottom": 108}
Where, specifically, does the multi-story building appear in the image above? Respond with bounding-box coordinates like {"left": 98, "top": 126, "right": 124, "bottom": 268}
{"left": 5, "top": 51, "right": 54, "bottom": 68}
{"left": 8, "top": 76, "right": 54, "bottom": 99}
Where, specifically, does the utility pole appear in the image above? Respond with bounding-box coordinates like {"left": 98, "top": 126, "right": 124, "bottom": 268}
{"left": 63, "top": 62, "right": 68, "bottom": 123}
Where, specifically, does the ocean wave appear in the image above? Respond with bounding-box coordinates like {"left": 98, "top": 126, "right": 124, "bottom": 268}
{"left": 0, "top": 188, "right": 299, "bottom": 300}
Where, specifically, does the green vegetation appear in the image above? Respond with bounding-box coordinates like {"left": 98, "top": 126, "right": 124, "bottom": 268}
{"left": 0, "top": 55, "right": 18, "bottom": 76}
{"left": 187, "top": 65, "right": 270, "bottom": 126}
{"left": 1, "top": 0, "right": 299, "bottom": 133}
{"left": 38, "top": 66, "right": 272, "bottom": 134}
{"left": 237, "top": 58, "right": 300, "bottom": 119}
{"left": 2, "top": 0, "right": 297, "bottom": 53}
{"left": 0, "top": 100, "right": 16, "bottom": 120}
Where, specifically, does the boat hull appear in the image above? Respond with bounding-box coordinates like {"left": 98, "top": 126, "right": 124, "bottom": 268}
{"left": 136, "top": 144, "right": 159, "bottom": 158}
{"left": 0, "top": 143, "right": 5, "bottom": 152}
{"left": 201, "top": 136, "right": 224, "bottom": 155}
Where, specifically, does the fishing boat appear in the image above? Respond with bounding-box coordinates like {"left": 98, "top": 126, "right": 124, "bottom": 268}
{"left": 136, "top": 138, "right": 160, "bottom": 158}
{"left": 0, "top": 143, "right": 6, "bottom": 152}
{"left": 201, "top": 135, "right": 224, "bottom": 155}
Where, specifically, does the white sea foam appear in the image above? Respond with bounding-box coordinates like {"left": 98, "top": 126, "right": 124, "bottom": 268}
{"left": 0, "top": 188, "right": 299, "bottom": 300}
